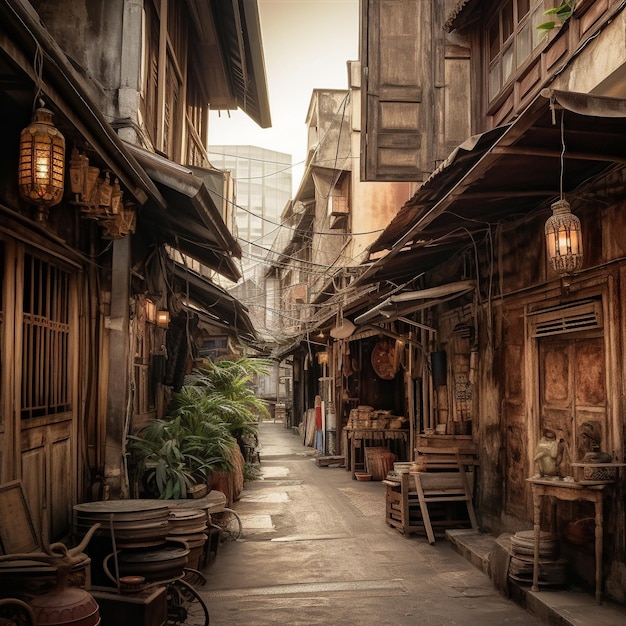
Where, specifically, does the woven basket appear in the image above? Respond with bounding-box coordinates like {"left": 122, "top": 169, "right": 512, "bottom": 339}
{"left": 572, "top": 464, "right": 617, "bottom": 482}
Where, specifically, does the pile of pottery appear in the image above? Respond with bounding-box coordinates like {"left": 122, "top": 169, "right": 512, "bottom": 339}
{"left": 347, "top": 406, "right": 404, "bottom": 429}
{"left": 73, "top": 501, "right": 198, "bottom": 585}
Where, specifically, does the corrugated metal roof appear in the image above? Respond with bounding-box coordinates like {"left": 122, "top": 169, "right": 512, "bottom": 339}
{"left": 171, "top": 262, "right": 256, "bottom": 340}
{"left": 127, "top": 143, "right": 242, "bottom": 282}
{"left": 361, "top": 89, "right": 626, "bottom": 286}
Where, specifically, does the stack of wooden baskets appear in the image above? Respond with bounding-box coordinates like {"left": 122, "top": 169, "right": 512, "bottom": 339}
{"left": 365, "top": 447, "right": 397, "bottom": 480}
{"left": 508, "top": 530, "right": 567, "bottom": 587}
{"left": 166, "top": 509, "right": 208, "bottom": 570}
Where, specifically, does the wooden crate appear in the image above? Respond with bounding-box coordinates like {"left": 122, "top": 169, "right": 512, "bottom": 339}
{"left": 417, "top": 435, "right": 478, "bottom": 457}
{"left": 384, "top": 470, "right": 476, "bottom": 539}
{"left": 384, "top": 473, "right": 423, "bottom": 535}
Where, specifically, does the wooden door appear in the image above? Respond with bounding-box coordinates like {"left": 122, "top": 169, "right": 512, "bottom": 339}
{"left": 11, "top": 246, "right": 77, "bottom": 542}
{"left": 538, "top": 333, "right": 607, "bottom": 474}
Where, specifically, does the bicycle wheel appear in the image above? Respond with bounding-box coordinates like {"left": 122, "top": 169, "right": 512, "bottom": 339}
{"left": 211, "top": 507, "right": 242, "bottom": 541}
{"left": 166, "top": 578, "right": 209, "bottom": 626}
{"left": 0, "top": 598, "right": 36, "bottom": 625}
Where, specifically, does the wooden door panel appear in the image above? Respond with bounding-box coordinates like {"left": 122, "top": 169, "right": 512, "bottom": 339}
{"left": 539, "top": 334, "right": 606, "bottom": 470}
{"left": 540, "top": 343, "right": 571, "bottom": 408}
{"left": 574, "top": 338, "right": 605, "bottom": 407}
{"left": 21, "top": 447, "right": 44, "bottom": 541}
{"left": 22, "top": 421, "right": 72, "bottom": 542}
{"left": 50, "top": 436, "right": 71, "bottom": 538}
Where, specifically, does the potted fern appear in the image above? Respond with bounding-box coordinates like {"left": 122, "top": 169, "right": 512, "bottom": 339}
{"left": 182, "top": 357, "right": 272, "bottom": 445}
{"left": 128, "top": 357, "right": 270, "bottom": 500}
{"left": 127, "top": 412, "right": 235, "bottom": 499}
{"left": 181, "top": 357, "right": 271, "bottom": 503}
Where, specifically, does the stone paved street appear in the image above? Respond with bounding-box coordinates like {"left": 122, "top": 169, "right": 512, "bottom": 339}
{"left": 191, "top": 420, "right": 544, "bottom": 625}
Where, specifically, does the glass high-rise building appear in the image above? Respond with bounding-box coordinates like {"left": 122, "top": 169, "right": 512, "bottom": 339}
{"left": 208, "top": 145, "right": 292, "bottom": 285}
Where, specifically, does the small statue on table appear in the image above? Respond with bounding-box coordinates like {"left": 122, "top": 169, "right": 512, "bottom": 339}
{"left": 533, "top": 429, "right": 565, "bottom": 479}
{"left": 580, "top": 420, "right": 612, "bottom": 463}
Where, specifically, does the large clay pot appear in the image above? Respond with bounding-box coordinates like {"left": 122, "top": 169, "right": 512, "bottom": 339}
{"left": 29, "top": 569, "right": 100, "bottom": 626}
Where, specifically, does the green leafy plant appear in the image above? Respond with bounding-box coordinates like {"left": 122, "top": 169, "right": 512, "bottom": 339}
{"left": 128, "top": 412, "right": 235, "bottom": 499}
{"left": 243, "top": 462, "right": 262, "bottom": 483}
{"left": 127, "top": 357, "right": 270, "bottom": 499}
{"left": 182, "top": 357, "right": 271, "bottom": 443}
{"left": 537, "top": 0, "right": 575, "bottom": 31}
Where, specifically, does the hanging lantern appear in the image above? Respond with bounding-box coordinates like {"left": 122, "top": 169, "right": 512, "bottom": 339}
{"left": 545, "top": 198, "right": 583, "bottom": 277}
{"left": 18, "top": 107, "right": 66, "bottom": 220}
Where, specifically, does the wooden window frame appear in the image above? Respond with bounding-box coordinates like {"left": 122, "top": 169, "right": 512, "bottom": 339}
{"left": 486, "top": 0, "right": 551, "bottom": 104}
{"left": 141, "top": 0, "right": 188, "bottom": 160}
{"left": 20, "top": 252, "right": 72, "bottom": 422}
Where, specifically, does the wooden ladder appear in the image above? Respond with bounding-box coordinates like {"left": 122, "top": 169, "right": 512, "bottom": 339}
{"left": 412, "top": 449, "right": 477, "bottom": 544}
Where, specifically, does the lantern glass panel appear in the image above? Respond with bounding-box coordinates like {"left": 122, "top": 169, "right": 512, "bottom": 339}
{"left": 18, "top": 108, "right": 65, "bottom": 207}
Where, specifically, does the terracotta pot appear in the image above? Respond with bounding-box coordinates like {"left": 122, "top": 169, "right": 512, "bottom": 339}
{"left": 29, "top": 569, "right": 100, "bottom": 626}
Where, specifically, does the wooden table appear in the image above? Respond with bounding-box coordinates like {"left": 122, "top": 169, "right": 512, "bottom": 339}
{"left": 527, "top": 478, "right": 610, "bottom": 603}
{"left": 344, "top": 428, "right": 409, "bottom": 477}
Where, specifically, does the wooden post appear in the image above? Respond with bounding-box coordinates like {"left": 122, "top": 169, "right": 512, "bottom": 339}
{"left": 104, "top": 237, "right": 131, "bottom": 499}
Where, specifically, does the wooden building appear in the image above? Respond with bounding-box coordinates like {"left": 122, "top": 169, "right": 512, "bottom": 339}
{"left": 268, "top": 79, "right": 413, "bottom": 434}
{"left": 0, "top": 0, "right": 269, "bottom": 543}
{"left": 275, "top": 0, "right": 626, "bottom": 604}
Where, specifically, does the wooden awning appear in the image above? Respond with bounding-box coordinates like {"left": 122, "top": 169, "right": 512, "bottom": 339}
{"left": 361, "top": 89, "right": 626, "bottom": 286}
{"left": 170, "top": 262, "right": 255, "bottom": 341}
{"left": 127, "top": 144, "right": 242, "bottom": 282}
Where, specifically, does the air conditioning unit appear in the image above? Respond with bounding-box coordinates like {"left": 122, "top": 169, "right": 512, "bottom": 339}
{"left": 328, "top": 195, "right": 348, "bottom": 217}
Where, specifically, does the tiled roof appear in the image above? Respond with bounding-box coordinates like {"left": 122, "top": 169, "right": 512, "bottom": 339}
{"left": 444, "top": 0, "right": 478, "bottom": 32}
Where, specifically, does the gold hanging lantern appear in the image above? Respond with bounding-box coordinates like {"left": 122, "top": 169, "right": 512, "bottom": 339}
{"left": 18, "top": 107, "right": 65, "bottom": 220}
{"left": 545, "top": 198, "right": 583, "bottom": 277}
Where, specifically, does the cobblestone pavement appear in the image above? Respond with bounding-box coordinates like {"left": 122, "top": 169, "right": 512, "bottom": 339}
{"left": 188, "top": 421, "right": 544, "bottom": 625}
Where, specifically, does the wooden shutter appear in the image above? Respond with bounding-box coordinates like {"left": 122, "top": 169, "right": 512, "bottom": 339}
{"left": 361, "top": 0, "right": 426, "bottom": 181}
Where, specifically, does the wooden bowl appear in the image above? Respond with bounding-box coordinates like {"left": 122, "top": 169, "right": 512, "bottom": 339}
{"left": 355, "top": 472, "right": 372, "bottom": 481}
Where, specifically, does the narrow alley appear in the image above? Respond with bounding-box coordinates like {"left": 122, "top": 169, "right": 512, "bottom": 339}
{"left": 196, "top": 420, "right": 543, "bottom": 626}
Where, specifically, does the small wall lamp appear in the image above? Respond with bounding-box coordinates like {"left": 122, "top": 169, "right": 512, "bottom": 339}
{"left": 69, "top": 148, "right": 136, "bottom": 238}
{"left": 18, "top": 106, "right": 66, "bottom": 221}
{"left": 156, "top": 309, "right": 170, "bottom": 328}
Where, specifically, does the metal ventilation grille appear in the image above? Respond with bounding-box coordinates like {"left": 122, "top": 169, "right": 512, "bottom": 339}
{"left": 530, "top": 300, "right": 603, "bottom": 337}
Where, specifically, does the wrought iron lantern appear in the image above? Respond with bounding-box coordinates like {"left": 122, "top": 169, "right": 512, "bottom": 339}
{"left": 545, "top": 198, "right": 583, "bottom": 277}
{"left": 544, "top": 99, "right": 583, "bottom": 280}
{"left": 18, "top": 106, "right": 65, "bottom": 221}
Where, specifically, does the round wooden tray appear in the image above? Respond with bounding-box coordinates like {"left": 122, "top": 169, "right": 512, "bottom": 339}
{"left": 371, "top": 340, "right": 397, "bottom": 380}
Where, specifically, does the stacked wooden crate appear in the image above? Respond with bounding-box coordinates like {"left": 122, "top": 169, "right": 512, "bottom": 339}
{"left": 384, "top": 472, "right": 422, "bottom": 535}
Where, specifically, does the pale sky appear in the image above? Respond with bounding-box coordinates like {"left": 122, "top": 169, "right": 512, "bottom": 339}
{"left": 208, "top": 0, "right": 359, "bottom": 191}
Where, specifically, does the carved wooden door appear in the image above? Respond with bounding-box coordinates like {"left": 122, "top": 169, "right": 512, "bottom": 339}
{"left": 538, "top": 333, "right": 607, "bottom": 474}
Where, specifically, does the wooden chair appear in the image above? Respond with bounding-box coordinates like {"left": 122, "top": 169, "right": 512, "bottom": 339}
{"left": 412, "top": 448, "right": 477, "bottom": 544}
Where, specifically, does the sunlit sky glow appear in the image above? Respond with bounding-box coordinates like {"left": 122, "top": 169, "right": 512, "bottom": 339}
{"left": 208, "top": 0, "right": 359, "bottom": 192}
